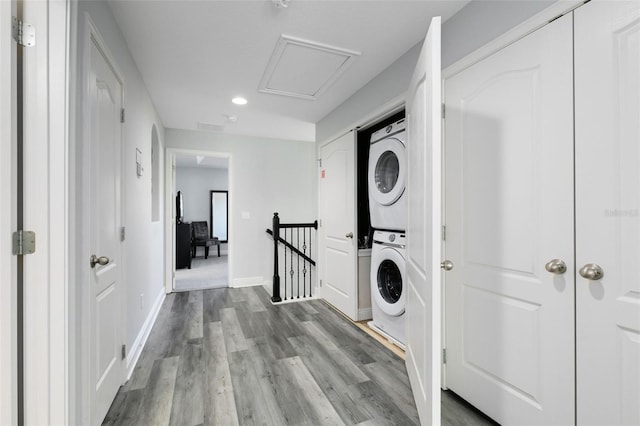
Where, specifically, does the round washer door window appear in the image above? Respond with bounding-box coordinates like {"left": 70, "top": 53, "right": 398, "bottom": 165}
{"left": 374, "top": 151, "right": 399, "bottom": 195}
{"left": 368, "top": 137, "right": 406, "bottom": 206}
{"left": 371, "top": 247, "right": 406, "bottom": 317}
{"left": 378, "top": 259, "right": 402, "bottom": 303}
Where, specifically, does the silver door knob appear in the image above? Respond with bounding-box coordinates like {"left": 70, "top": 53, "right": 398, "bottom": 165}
{"left": 545, "top": 259, "right": 567, "bottom": 274}
{"left": 345, "top": 232, "right": 354, "bottom": 239}
{"left": 579, "top": 263, "right": 604, "bottom": 281}
{"left": 441, "top": 260, "right": 454, "bottom": 271}
{"left": 90, "top": 255, "right": 110, "bottom": 268}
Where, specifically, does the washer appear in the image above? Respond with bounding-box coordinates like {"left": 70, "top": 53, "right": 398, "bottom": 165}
{"left": 368, "top": 230, "right": 406, "bottom": 347}
{"left": 368, "top": 118, "right": 407, "bottom": 232}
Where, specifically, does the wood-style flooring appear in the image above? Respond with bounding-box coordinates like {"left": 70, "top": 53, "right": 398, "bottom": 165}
{"left": 104, "top": 286, "right": 497, "bottom": 425}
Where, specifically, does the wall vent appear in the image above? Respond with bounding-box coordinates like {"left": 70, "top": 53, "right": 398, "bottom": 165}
{"left": 197, "top": 122, "right": 225, "bottom": 132}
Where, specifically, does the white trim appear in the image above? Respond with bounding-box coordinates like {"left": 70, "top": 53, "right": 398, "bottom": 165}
{"left": 20, "top": 0, "right": 72, "bottom": 424}
{"left": 0, "top": 0, "right": 17, "bottom": 424}
{"left": 232, "top": 276, "right": 264, "bottom": 288}
{"left": 318, "top": 94, "right": 406, "bottom": 147}
{"left": 126, "top": 291, "right": 165, "bottom": 380}
{"left": 443, "top": 0, "right": 583, "bottom": 79}
{"left": 357, "top": 308, "right": 373, "bottom": 322}
{"left": 165, "top": 147, "right": 233, "bottom": 294}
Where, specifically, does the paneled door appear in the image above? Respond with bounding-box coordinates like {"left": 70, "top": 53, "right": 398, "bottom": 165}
{"left": 404, "top": 16, "right": 442, "bottom": 425}
{"left": 317, "top": 131, "right": 357, "bottom": 320}
{"left": 444, "top": 13, "right": 575, "bottom": 425}
{"left": 87, "top": 29, "right": 125, "bottom": 424}
{"left": 575, "top": 1, "right": 640, "bottom": 424}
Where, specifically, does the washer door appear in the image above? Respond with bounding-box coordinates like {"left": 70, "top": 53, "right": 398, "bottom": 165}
{"left": 371, "top": 247, "right": 406, "bottom": 317}
{"left": 368, "top": 137, "right": 406, "bottom": 206}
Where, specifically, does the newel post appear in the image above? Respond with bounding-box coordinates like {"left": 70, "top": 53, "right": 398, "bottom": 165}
{"left": 271, "top": 212, "right": 282, "bottom": 302}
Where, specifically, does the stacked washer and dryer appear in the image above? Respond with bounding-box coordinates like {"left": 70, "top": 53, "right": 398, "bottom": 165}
{"left": 367, "top": 118, "right": 407, "bottom": 348}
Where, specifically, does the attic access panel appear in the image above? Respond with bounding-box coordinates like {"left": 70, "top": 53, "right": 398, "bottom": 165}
{"left": 259, "top": 35, "right": 361, "bottom": 100}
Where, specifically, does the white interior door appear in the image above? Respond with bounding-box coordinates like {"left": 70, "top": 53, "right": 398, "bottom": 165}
{"left": 317, "top": 131, "right": 357, "bottom": 320}
{"left": 405, "top": 16, "right": 441, "bottom": 425}
{"left": 88, "top": 34, "right": 124, "bottom": 424}
{"left": 0, "top": 1, "right": 18, "bottom": 423}
{"left": 575, "top": 1, "right": 640, "bottom": 424}
{"left": 444, "top": 14, "right": 575, "bottom": 425}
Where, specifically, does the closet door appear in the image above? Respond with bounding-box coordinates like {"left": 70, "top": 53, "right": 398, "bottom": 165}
{"left": 575, "top": 1, "right": 640, "bottom": 424}
{"left": 444, "top": 13, "right": 574, "bottom": 425}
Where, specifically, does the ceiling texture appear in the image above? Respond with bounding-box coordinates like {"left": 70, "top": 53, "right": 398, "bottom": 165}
{"left": 109, "top": 0, "right": 469, "bottom": 142}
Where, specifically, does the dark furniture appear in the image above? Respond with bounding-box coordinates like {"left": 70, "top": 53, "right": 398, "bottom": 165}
{"left": 191, "top": 221, "right": 220, "bottom": 259}
{"left": 176, "top": 222, "right": 192, "bottom": 269}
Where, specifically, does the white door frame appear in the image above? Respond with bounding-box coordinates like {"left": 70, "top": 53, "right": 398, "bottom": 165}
{"left": 164, "top": 147, "right": 233, "bottom": 293}
{"left": 19, "top": 0, "right": 72, "bottom": 424}
{"left": 0, "top": 0, "right": 18, "bottom": 424}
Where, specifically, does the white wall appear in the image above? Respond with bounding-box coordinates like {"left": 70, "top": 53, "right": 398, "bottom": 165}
{"left": 166, "top": 129, "right": 316, "bottom": 287}
{"left": 316, "top": 0, "right": 554, "bottom": 142}
{"left": 176, "top": 166, "right": 228, "bottom": 253}
{"left": 74, "top": 2, "right": 165, "bottom": 422}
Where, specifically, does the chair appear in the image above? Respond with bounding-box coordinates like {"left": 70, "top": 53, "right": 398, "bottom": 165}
{"left": 191, "top": 221, "right": 220, "bottom": 259}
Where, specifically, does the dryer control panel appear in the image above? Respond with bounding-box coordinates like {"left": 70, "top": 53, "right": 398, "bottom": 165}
{"left": 373, "top": 230, "right": 406, "bottom": 247}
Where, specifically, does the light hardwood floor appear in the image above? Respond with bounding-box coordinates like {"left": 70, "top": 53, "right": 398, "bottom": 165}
{"left": 103, "top": 286, "right": 496, "bottom": 425}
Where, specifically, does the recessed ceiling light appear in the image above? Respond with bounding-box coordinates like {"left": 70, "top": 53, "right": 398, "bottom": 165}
{"left": 232, "top": 97, "right": 247, "bottom": 105}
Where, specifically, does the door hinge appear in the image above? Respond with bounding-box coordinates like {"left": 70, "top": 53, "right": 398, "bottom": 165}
{"left": 317, "top": 158, "right": 322, "bottom": 168}
{"left": 121, "top": 344, "right": 126, "bottom": 360}
{"left": 318, "top": 219, "right": 322, "bottom": 227}
{"left": 12, "top": 17, "right": 35, "bottom": 47}
{"left": 12, "top": 230, "right": 36, "bottom": 255}
{"left": 319, "top": 279, "right": 323, "bottom": 287}
{"left": 441, "top": 103, "right": 445, "bottom": 119}
{"left": 120, "top": 227, "right": 126, "bottom": 242}
{"left": 442, "top": 348, "right": 447, "bottom": 364}
{"left": 120, "top": 108, "right": 125, "bottom": 123}
{"left": 441, "top": 225, "right": 446, "bottom": 241}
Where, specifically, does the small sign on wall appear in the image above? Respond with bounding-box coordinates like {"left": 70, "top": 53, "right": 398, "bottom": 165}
{"left": 321, "top": 170, "right": 326, "bottom": 179}
{"left": 136, "top": 148, "right": 143, "bottom": 177}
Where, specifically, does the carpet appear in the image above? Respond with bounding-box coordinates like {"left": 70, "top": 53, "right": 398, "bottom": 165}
{"left": 174, "top": 255, "right": 228, "bottom": 291}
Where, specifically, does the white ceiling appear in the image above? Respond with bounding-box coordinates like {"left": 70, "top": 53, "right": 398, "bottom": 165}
{"left": 109, "top": 0, "right": 469, "bottom": 142}
{"left": 175, "top": 154, "right": 229, "bottom": 169}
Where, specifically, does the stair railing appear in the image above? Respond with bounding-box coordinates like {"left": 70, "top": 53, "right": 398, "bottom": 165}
{"left": 266, "top": 212, "right": 318, "bottom": 303}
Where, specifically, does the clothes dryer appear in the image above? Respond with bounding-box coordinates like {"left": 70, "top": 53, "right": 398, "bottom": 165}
{"left": 368, "top": 230, "right": 406, "bottom": 347}
{"left": 368, "top": 119, "right": 407, "bottom": 232}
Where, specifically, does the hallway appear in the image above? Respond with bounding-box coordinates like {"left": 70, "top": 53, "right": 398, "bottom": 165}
{"left": 103, "top": 287, "right": 494, "bottom": 425}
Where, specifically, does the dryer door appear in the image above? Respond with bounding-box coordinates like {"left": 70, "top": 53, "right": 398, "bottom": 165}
{"left": 368, "top": 137, "right": 406, "bottom": 206}
{"left": 371, "top": 247, "right": 406, "bottom": 317}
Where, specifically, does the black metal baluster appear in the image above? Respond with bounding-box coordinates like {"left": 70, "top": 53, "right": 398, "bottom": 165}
{"left": 271, "top": 213, "right": 281, "bottom": 303}
{"left": 309, "top": 225, "right": 313, "bottom": 297}
{"left": 284, "top": 228, "right": 287, "bottom": 301}
{"left": 302, "top": 229, "right": 307, "bottom": 297}
{"left": 296, "top": 228, "right": 300, "bottom": 298}
{"left": 289, "top": 228, "right": 294, "bottom": 299}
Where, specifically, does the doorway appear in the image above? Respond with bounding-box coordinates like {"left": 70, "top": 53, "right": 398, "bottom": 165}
{"left": 166, "top": 149, "right": 231, "bottom": 293}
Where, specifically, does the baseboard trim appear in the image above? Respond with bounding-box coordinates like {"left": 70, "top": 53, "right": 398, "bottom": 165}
{"left": 126, "top": 290, "right": 165, "bottom": 380}
{"left": 231, "top": 276, "right": 264, "bottom": 288}
{"left": 357, "top": 307, "right": 372, "bottom": 321}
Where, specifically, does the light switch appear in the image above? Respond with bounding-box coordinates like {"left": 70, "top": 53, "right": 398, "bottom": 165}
{"left": 241, "top": 211, "right": 250, "bottom": 220}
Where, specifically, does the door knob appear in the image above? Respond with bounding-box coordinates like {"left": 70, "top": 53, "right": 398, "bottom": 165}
{"left": 90, "top": 255, "right": 110, "bottom": 268}
{"left": 545, "top": 259, "right": 567, "bottom": 274}
{"left": 579, "top": 263, "right": 604, "bottom": 281}
{"left": 345, "top": 232, "right": 354, "bottom": 239}
{"left": 441, "top": 260, "right": 454, "bottom": 271}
